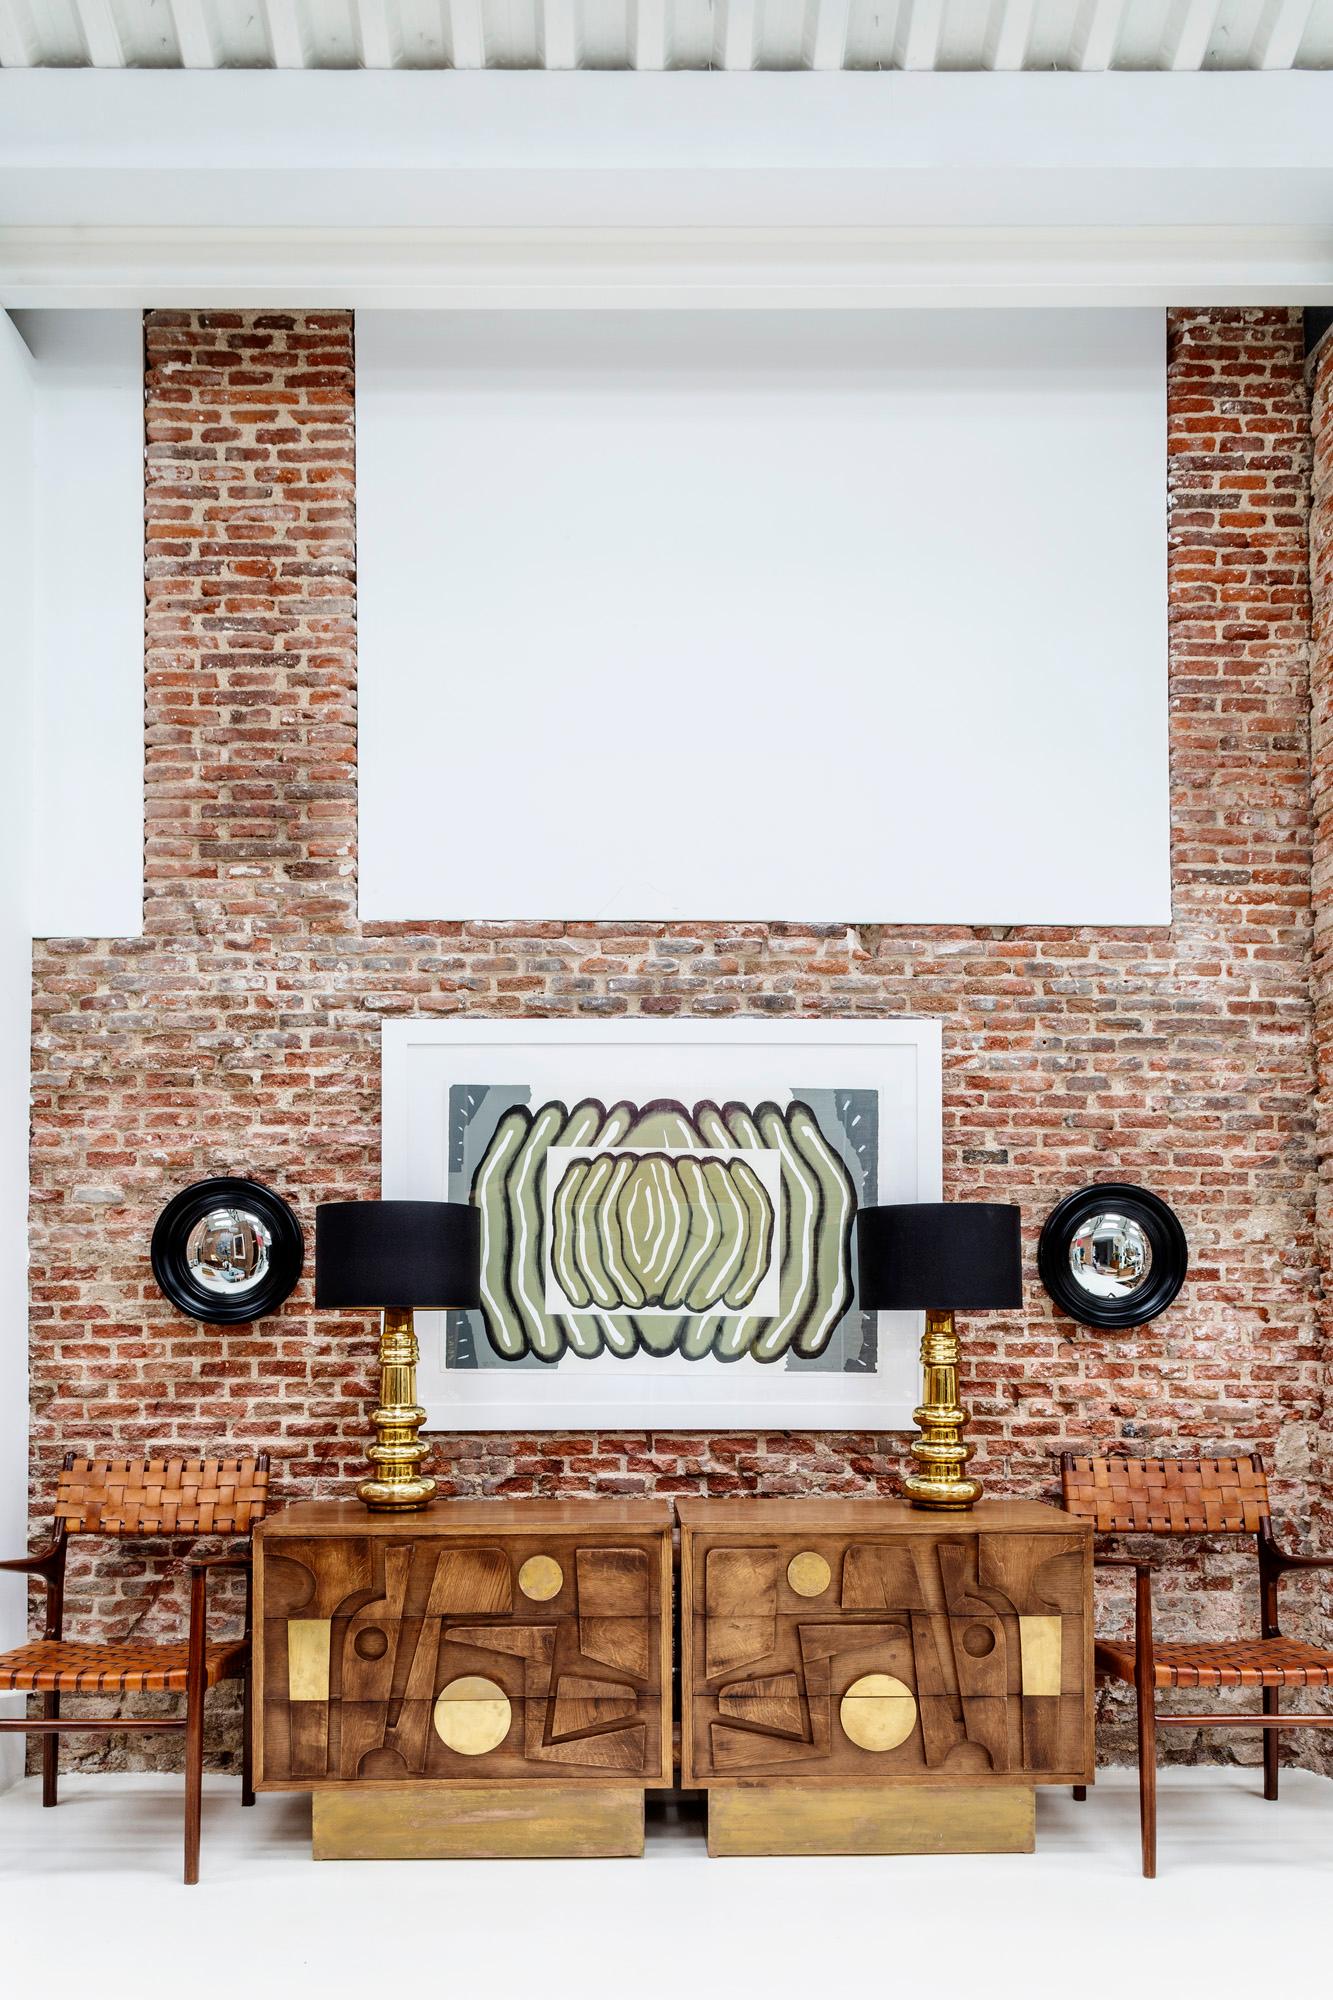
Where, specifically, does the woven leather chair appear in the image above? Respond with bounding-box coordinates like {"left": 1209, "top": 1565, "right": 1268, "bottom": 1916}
{"left": 0, "top": 1452, "right": 270, "bottom": 1883}
{"left": 1061, "top": 1452, "right": 1333, "bottom": 1877}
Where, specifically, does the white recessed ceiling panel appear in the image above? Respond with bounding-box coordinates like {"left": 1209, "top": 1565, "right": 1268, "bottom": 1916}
{"left": 357, "top": 307, "right": 1169, "bottom": 926}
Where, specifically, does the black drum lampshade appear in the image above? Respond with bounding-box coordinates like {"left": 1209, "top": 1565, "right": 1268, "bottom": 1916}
{"left": 857, "top": 1202, "right": 1022, "bottom": 1312}
{"left": 315, "top": 1200, "right": 481, "bottom": 1310}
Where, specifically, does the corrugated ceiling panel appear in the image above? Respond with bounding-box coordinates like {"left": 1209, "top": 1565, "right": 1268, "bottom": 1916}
{"left": 1, "top": 0, "right": 1330, "bottom": 68}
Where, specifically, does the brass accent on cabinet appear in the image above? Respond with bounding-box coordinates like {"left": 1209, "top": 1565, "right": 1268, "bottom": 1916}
{"left": 518, "top": 1554, "right": 564, "bottom": 1602}
{"left": 433, "top": 1675, "right": 512, "bottom": 1756}
{"left": 786, "top": 1551, "right": 831, "bottom": 1598}
{"left": 286, "top": 1619, "right": 331, "bottom": 1701}
{"left": 839, "top": 1672, "right": 918, "bottom": 1752}
{"left": 1019, "top": 1614, "right": 1063, "bottom": 1696}
{"left": 706, "top": 1782, "right": 1036, "bottom": 1858}
{"left": 312, "top": 1785, "right": 646, "bottom": 1860}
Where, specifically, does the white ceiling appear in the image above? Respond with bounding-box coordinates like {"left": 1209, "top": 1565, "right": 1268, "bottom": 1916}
{"left": 1, "top": 0, "right": 1331, "bottom": 73}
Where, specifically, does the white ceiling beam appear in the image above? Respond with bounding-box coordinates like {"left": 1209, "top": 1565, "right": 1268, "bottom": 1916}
{"left": 808, "top": 0, "right": 850, "bottom": 71}
{"left": 167, "top": 0, "right": 214, "bottom": 69}
{"left": 447, "top": 0, "right": 486, "bottom": 69}
{"left": 1071, "top": 0, "right": 1122, "bottom": 71}
{"left": 896, "top": 0, "right": 944, "bottom": 71}
{"left": 1251, "top": 0, "right": 1314, "bottom": 69}
{"left": 985, "top": 0, "right": 1035, "bottom": 70}
{"left": 1164, "top": 0, "right": 1218, "bottom": 70}
{"left": 719, "top": 0, "right": 757, "bottom": 71}
{"left": 266, "top": 0, "right": 309, "bottom": 69}
{"left": 358, "top": 0, "right": 399, "bottom": 69}
{"left": 74, "top": 0, "right": 124, "bottom": 67}
{"left": 632, "top": 0, "right": 667, "bottom": 69}
{"left": 541, "top": 0, "right": 579, "bottom": 70}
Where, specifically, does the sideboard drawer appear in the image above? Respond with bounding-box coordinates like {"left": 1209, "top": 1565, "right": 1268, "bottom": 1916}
{"left": 256, "top": 1511, "right": 672, "bottom": 1789}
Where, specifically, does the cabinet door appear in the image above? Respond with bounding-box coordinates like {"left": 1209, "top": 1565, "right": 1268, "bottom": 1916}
{"left": 257, "top": 1532, "right": 670, "bottom": 1787}
{"left": 684, "top": 1528, "right": 1090, "bottom": 1785}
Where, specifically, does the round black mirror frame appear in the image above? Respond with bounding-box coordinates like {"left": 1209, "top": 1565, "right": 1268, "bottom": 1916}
{"left": 150, "top": 1176, "right": 304, "bottom": 1325}
{"left": 1037, "top": 1182, "right": 1187, "bottom": 1330}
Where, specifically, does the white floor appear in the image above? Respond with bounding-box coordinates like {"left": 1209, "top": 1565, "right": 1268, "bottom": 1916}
{"left": 0, "top": 1768, "right": 1327, "bottom": 1997}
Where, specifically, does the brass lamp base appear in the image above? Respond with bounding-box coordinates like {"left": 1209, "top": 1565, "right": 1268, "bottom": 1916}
{"left": 358, "top": 1306, "right": 436, "bottom": 1512}
{"left": 903, "top": 1308, "right": 982, "bottom": 1511}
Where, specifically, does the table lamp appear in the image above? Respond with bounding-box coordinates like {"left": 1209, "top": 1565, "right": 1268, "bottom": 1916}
{"left": 856, "top": 1201, "right": 1022, "bottom": 1511}
{"left": 315, "top": 1199, "right": 481, "bottom": 1512}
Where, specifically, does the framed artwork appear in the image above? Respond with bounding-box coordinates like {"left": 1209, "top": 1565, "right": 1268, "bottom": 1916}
{"left": 382, "top": 1019, "right": 941, "bottom": 1431}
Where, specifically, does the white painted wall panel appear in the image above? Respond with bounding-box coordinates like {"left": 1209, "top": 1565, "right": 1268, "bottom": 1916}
{"left": 0, "top": 312, "right": 34, "bottom": 1786}
{"left": 358, "top": 308, "right": 1169, "bottom": 926}
{"left": 14, "top": 310, "right": 144, "bottom": 940}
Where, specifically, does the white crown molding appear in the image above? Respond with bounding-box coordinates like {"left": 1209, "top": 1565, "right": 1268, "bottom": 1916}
{"left": 3, "top": 226, "right": 1332, "bottom": 310}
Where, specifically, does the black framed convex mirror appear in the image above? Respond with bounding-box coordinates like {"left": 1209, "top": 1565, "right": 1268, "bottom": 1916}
{"left": 1037, "top": 1182, "right": 1187, "bottom": 1330}
{"left": 151, "top": 1177, "right": 304, "bottom": 1324}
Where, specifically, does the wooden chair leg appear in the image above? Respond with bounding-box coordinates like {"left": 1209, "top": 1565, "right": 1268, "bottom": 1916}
{"left": 1137, "top": 1680, "right": 1157, "bottom": 1879}
{"left": 41, "top": 1692, "right": 59, "bottom": 1807}
{"left": 1263, "top": 1687, "right": 1279, "bottom": 1800}
{"left": 1072, "top": 1784, "right": 1087, "bottom": 1800}
{"left": 184, "top": 1689, "right": 205, "bottom": 1886}
{"left": 241, "top": 1669, "right": 255, "bottom": 1808}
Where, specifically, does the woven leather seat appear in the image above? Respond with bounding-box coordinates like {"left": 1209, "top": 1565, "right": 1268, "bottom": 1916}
{"left": 1096, "top": 1634, "right": 1333, "bottom": 1691}
{"left": 0, "top": 1637, "right": 248, "bottom": 1695}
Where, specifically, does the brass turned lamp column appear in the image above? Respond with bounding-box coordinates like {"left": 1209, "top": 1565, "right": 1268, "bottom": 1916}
{"left": 315, "top": 1199, "right": 481, "bottom": 1512}
{"left": 856, "top": 1201, "right": 1022, "bottom": 1510}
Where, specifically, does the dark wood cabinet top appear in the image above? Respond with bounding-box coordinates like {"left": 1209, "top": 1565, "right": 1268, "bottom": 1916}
{"left": 256, "top": 1497, "right": 675, "bottom": 1539}
{"left": 675, "top": 1497, "right": 1084, "bottom": 1534}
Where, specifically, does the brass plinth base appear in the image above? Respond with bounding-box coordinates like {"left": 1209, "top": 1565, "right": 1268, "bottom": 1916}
{"left": 706, "top": 1783, "right": 1035, "bottom": 1858}
{"left": 312, "top": 1786, "right": 645, "bottom": 1860}
{"left": 360, "top": 1307, "right": 435, "bottom": 1513}
{"left": 905, "top": 1308, "right": 982, "bottom": 1511}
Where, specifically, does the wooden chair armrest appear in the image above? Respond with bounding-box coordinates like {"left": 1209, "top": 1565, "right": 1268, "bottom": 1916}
{"left": 0, "top": 1541, "right": 63, "bottom": 1577}
{"left": 1266, "top": 1543, "right": 1333, "bottom": 1574}
{"left": 1091, "top": 1553, "right": 1156, "bottom": 1681}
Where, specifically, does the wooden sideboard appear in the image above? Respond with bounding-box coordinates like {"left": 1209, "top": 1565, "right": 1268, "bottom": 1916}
{"left": 679, "top": 1497, "right": 1093, "bottom": 1856}
{"left": 253, "top": 1498, "right": 673, "bottom": 1858}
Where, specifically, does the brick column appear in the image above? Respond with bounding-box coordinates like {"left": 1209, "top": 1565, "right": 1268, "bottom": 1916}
{"left": 1309, "top": 328, "right": 1333, "bottom": 1606}
{"left": 143, "top": 312, "right": 357, "bottom": 941}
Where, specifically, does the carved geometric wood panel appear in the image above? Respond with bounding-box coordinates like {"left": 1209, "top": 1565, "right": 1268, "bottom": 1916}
{"left": 256, "top": 1527, "right": 670, "bottom": 1788}
{"left": 683, "top": 1521, "right": 1092, "bottom": 1787}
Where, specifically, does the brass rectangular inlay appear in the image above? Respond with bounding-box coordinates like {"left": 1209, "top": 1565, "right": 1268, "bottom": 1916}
{"left": 287, "top": 1618, "right": 332, "bottom": 1701}
{"left": 1018, "top": 1615, "right": 1063, "bottom": 1696}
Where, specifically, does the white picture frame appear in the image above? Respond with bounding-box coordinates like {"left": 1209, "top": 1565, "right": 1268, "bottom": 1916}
{"left": 382, "top": 1018, "right": 942, "bottom": 1432}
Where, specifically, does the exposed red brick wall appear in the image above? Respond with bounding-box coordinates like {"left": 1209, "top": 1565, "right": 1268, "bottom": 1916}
{"left": 1308, "top": 323, "right": 1333, "bottom": 1716}
{"left": 27, "top": 307, "right": 1328, "bottom": 1774}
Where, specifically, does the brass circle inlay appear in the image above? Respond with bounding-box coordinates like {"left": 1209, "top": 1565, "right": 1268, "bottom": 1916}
{"left": 786, "top": 1551, "right": 832, "bottom": 1598}
{"left": 518, "top": 1554, "right": 564, "bottom": 1602}
{"left": 840, "top": 1673, "right": 918, "bottom": 1753}
{"left": 433, "top": 1676, "right": 512, "bottom": 1756}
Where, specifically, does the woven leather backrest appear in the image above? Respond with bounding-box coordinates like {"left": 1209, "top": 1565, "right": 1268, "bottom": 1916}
{"left": 54, "top": 1456, "right": 270, "bottom": 1536}
{"left": 1062, "top": 1455, "right": 1269, "bottom": 1535}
